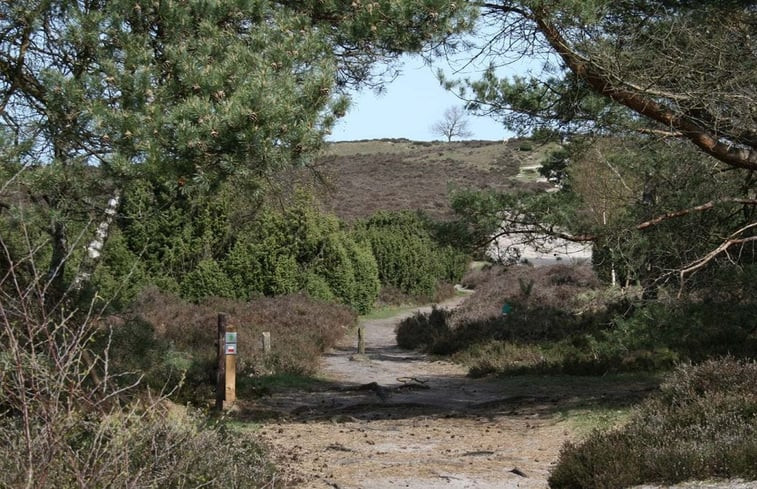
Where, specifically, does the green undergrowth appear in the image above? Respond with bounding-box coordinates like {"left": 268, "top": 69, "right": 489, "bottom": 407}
{"left": 238, "top": 373, "right": 335, "bottom": 397}
{"left": 557, "top": 406, "right": 634, "bottom": 437}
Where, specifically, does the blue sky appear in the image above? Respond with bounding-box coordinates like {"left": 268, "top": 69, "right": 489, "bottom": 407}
{"left": 328, "top": 55, "right": 515, "bottom": 142}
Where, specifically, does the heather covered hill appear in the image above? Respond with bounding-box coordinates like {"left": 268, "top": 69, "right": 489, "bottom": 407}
{"left": 312, "top": 138, "right": 555, "bottom": 221}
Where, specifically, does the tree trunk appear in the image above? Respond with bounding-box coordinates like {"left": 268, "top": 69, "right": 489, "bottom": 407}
{"left": 531, "top": 8, "right": 757, "bottom": 171}
{"left": 72, "top": 190, "right": 121, "bottom": 291}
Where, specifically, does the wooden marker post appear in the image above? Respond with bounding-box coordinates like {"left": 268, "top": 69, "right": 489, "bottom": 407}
{"left": 261, "top": 332, "right": 271, "bottom": 356}
{"left": 224, "top": 324, "right": 237, "bottom": 405}
{"left": 215, "top": 313, "right": 238, "bottom": 410}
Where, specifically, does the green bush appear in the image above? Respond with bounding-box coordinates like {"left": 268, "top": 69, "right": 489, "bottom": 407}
{"left": 222, "top": 197, "right": 380, "bottom": 312}
{"left": 180, "top": 258, "right": 235, "bottom": 301}
{"left": 302, "top": 271, "right": 337, "bottom": 302}
{"left": 602, "top": 301, "right": 757, "bottom": 363}
{"left": 106, "top": 184, "right": 380, "bottom": 312}
{"left": 223, "top": 213, "right": 302, "bottom": 299}
{"left": 117, "top": 179, "right": 233, "bottom": 283}
{"left": 342, "top": 237, "right": 381, "bottom": 314}
{"left": 91, "top": 228, "right": 149, "bottom": 309}
{"left": 549, "top": 358, "right": 757, "bottom": 489}
{"left": 357, "top": 211, "right": 468, "bottom": 299}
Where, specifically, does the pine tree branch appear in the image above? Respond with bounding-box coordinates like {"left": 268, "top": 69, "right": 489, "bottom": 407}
{"left": 528, "top": 6, "right": 757, "bottom": 171}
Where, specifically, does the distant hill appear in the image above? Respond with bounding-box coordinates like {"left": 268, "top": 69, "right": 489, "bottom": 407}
{"left": 311, "top": 138, "right": 557, "bottom": 221}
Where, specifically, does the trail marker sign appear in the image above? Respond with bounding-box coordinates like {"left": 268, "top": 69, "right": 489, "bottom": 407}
{"left": 216, "top": 314, "right": 238, "bottom": 409}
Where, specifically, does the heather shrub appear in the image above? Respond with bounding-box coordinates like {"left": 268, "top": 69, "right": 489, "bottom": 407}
{"left": 397, "top": 264, "right": 610, "bottom": 360}
{"left": 0, "top": 402, "right": 275, "bottom": 488}
{"left": 396, "top": 306, "right": 453, "bottom": 350}
{"left": 105, "top": 316, "right": 184, "bottom": 390}
{"left": 450, "top": 264, "right": 600, "bottom": 328}
{"left": 375, "top": 285, "right": 416, "bottom": 307}
{"left": 460, "top": 263, "right": 500, "bottom": 289}
{"left": 0, "top": 233, "right": 275, "bottom": 489}
{"left": 549, "top": 358, "right": 757, "bottom": 488}
{"left": 603, "top": 301, "right": 757, "bottom": 362}
{"left": 432, "top": 281, "right": 458, "bottom": 303}
{"left": 453, "top": 341, "right": 547, "bottom": 378}
{"left": 118, "top": 289, "right": 357, "bottom": 402}
{"left": 409, "top": 264, "right": 755, "bottom": 376}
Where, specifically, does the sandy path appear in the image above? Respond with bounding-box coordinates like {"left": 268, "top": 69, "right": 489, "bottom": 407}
{"left": 245, "top": 297, "right": 653, "bottom": 488}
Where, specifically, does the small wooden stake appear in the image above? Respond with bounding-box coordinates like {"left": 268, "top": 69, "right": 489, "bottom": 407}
{"left": 215, "top": 313, "right": 227, "bottom": 411}
{"left": 357, "top": 326, "right": 365, "bottom": 354}
{"left": 261, "top": 331, "right": 271, "bottom": 355}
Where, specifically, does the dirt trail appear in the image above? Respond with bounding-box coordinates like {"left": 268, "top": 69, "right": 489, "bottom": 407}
{"left": 244, "top": 297, "right": 655, "bottom": 488}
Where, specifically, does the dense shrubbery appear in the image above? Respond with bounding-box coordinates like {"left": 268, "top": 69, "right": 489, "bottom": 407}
{"left": 97, "top": 185, "right": 381, "bottom": 313}
{"left": 397, "top": 264, "right": 609, "bottom": 359}
{"left": 549, "top": 358, "right": 757, "bottom": 489}
{"left": 356, "top": 211, "right": 469, "bottom": 300}
{"left": 395, "top": 306, "right": 453, "bottom": 350}
{"left": 98, "top": 188, "right": 470, "bottom": 314}
{"left": 221, "top": 199, "right": 381, "bottom": 313}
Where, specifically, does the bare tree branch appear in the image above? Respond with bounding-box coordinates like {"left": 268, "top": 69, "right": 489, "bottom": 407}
{"left": 678, "top": 222, "right": 757, "bottom": 296}
{"left": 637, "top": 198, "right": 757, "bottom": 231}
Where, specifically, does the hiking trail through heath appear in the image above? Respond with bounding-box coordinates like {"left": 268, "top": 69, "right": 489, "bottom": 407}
{"left": 244, "top": 296, "right": 655, "bottom": 489}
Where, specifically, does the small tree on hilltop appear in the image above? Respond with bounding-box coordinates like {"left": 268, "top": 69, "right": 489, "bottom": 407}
{"left": 432, "top": 106, "right": 473, "bottom": 142}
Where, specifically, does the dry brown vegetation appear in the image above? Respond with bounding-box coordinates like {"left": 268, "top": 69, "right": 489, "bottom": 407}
{"left": 453, "top": 263, "right": 600, "bottom": 327}
{"left": 304, "top": 138, "right": 554, "bottom": 221}
{"left": 395, "top": 264, "right": 607, "bottom": 357}
{"left": 108, "top": 289, "right": 358, "bottom": 403}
